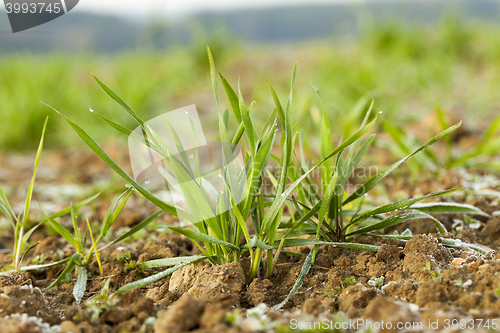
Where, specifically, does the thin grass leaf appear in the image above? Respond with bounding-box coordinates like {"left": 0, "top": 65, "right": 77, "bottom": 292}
{"left": 350, "top": 189, "right": 458, "bottom": 225}
{"left": 21, "top": 116, "right": 48, "bottom": 228}
{"left": 44, "top": 103, "right": 184, "bottom": 219}
{"left": 315, "top": 172, "right": 339, "bottom": 238}
{"left": 100, "top": 210, "right": 162, "bottom": 250}
{"left": 272, "top": 250, "right": 313, "bottom": 310}
{"left": 113, "top": 256, "right": 206, "bottom": 296}
{"left": 348, "top": 211, "right": 447, "bottom": 236}
{"left": 277, "top": 238, "right": 380, "bottom": 251}
{"left": 143, "top": 256, "right": 207, "bottom": 268}
{"left": 411, "top": 202, "right": 489, "bottom": 217}
{"left": 0, "top": 185, "right": 15, "bottom": 226}
{"left": 19, "top": 241, "right": 40, "bottom": 268}
{"left": 93, "top": 75, "right": 144, "bottom": 126}
{"left": 441, "top": 238, "right": 487, "bottom": 254}
{"left": 207, "top": 46, "right": 220, "bottom": 111}
{"left": 220, "top": 74, "right": 241, "bottom": 123}
{"left": 169, "top": 227, "right": 239, "bottom": 250}
{"left": 99, "top": 188, "right": 134, "bottom": 243}
{"left": 0, "top": 256, "right": 72, "bottom": 275}
{"left": 86, "top": 218, "right": 102, "bottom": 275}
{"left": 344, "top": 122, "right": 461, "bottom": 205}
{"left": 39, "top": 204, "right": 78, "bottom": 249}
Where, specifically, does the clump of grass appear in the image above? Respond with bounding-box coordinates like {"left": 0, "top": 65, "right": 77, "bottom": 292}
{"left": 38, "top": 188, "right": 162, "bottom": 303}
{"left": 45, "top": 46, "right": 486, "bottom": 308}
{"left": 0, "top": 118, "right": 99, "bottom": 273}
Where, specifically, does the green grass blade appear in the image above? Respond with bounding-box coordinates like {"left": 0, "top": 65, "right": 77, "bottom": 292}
{"left": 411, "top": 202, "right": 489, "bottom": 217}
{"left": 220, "top": 74, "right": 241, "bottom": 123}
{"left": 143, "top": 256, "right": 207, "bottom": 268}
{"left": 277, "top": 238, "right": 380, "bottom": 251}
{"left": 0, "top": 256, "right": 72, "bottom": 275}
{"left": 348, "top": 210, "right": 447, "bottom": 236}
{"left": 39, "top": 204, "right": 78, "bottom": 249}
{"left": 93, "top": 75, "right": 144, "bottom": 126}
{"left": 169, "top": 227, "right": 239, "bottom": 250}
{"left": 45, "top": 103, "right": 182, "bottom": 218}
{"left": 272, "top": 249, "right": 314, "bottom": 310}
{"left": 350, "top": 189, "right": 458, "bottom": 224}
{"left": 315, "top": 172, "right": 339, "bottom": 238}
{"left": 45, "top": 253, "right": 83, "bottom": 290}
{"left": 344, "top": 122, "right": 461, "bottom": 205}
{"left": 19, "top": 241, "right": 40, "bottom": 268}
{"left": 207, "top": 46, "right": 220, "bottom": 111}
{"left": 113, "top": 256, "right": 206, "bottom": 296}
{"left": 101, "top": 210, "right": 163, "bottom": 251}
{"left": 0, "top": 185, "right": 15, "bottom": 222}
{"left": 22, "top": 117, "right": 48, "bottom": 228}
{"left": 98, "top": 188, "right": 134, "bottom": 242}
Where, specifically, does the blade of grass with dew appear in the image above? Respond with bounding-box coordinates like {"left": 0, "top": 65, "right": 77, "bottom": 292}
{"left": 344, "top": 122, "right": 461, "bottom": 205}
{"left": 142, "top": 256, "right": 207, "bottom": 269}
{"left": 44, "top": 103, "right": 187, "bottom": 219}
{"left": 113, "top": 256, "right": 207, "bottom": 296}
{"left": 272, "top": 250, "right": 313, "bottom": 310}
{"left": 347, "top": 210, "right": 447, "bottom": 236}
{"left": 411, "top": 202, "right": 489, "bottom": 217}
{"left": 14, "top": 117, "right": 48, "bottom": 271}
{"left": 276, "top": 238, "right": 380, "bottom": 251}
{"left": 348, "top": 189, "right": 459, "bottom": 225}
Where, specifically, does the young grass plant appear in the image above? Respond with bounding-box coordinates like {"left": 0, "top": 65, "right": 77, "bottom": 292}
{"left": 37, "top": 188, "right": 162, "bottom": 303}
{"left": 46, "top": 47, "right": 482, "bottom": 308}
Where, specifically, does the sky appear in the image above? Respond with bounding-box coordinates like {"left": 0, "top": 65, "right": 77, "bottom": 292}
{"left": 76, "top": 0, "right": 359, "bottom": 19}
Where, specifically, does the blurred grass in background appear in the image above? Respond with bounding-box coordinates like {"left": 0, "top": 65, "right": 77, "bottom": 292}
{"left": 1, "top": 16, "right": 500, "bottom": 150}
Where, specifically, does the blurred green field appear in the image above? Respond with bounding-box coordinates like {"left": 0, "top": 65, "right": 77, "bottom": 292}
{"left": 1, "top": 17, "right": 500, "bottom": 150}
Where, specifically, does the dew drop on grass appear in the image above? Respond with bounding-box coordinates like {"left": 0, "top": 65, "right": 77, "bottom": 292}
{"left": 378, "top": 110, "right": 383, "bottom": 114}
{"left": 89, "top": 107, "right": 94, "bottom": 113}
{"left": 145, "top": 180, "right": 150, "bottom": 185}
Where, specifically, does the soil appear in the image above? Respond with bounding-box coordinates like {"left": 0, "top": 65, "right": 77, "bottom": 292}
{"left": 0, "top": 146, "right": 500, "bottom": 332}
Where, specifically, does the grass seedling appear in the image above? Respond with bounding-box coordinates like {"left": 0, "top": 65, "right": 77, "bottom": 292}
{"left": 39, "top": 188, "right": 162, "bottom": 302}
{"left": 45, "top": 46, "right": 486, "bottom": 309}
{"left": 0, "top": 117, "right": 48, "bottom": 272}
